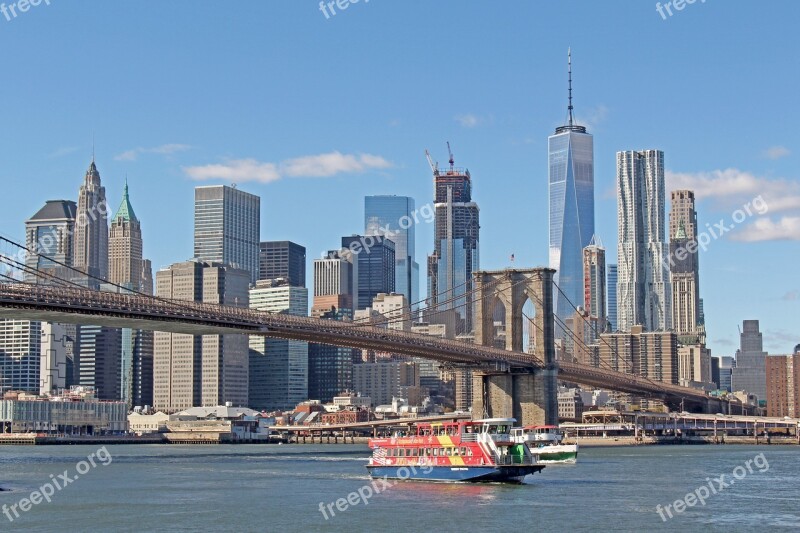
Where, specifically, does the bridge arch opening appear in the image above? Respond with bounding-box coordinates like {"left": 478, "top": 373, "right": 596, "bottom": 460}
{"left": 521, "top": 297, "right": 536, "bottom": 355}
{"left": 492, "top": 298, "right": 507, "bottom": 350}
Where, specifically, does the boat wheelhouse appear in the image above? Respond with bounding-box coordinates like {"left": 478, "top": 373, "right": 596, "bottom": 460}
{"left": 511, "top": 425, "right": 579, "bottom": 464}
{"left": 366, "top": 418, "right": 545, "bottom": 483}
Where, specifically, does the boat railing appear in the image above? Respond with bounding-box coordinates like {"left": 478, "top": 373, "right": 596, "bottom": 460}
{"left": 495, "top": 454, "right": 537, "bottom": 466}
{"left": 460, "top": 433, "right": 478, "bottom": 442}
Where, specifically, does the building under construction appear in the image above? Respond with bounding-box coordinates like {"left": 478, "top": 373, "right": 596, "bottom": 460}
{"left": 425, "top": 144, "right": 480, "bottom": 337}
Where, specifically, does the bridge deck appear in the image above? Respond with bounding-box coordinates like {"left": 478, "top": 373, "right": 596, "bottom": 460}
{"left": 0, "top": 283, "right": 710, "bottom": 404}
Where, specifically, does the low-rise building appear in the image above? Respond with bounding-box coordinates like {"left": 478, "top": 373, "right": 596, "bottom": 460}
{"left": 0, "top": 389, "right": 127, "bottom": 435}
{"left": 321, "top": 409, "right": 370, "bottom": 425}
{"left": 558, "top": 388, "right": 584, "bottom": 422}
{"left": 128, "top": 411, "right": 170, "bottom": 434}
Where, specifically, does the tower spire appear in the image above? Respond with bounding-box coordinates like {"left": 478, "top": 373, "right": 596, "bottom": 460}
{"left": 568, "top": 47, "right": 574, "bottom": 127}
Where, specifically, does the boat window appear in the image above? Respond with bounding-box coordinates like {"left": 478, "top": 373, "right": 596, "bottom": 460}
{"left": 498, "top": 425, "right": 508, "bottom": 433}
{"left": 445, "top": 448, "right": 451, "bottom": 457}
{"left": 433, "top": 448, "right": 439, "bottom": 457}
{"left": 488, "top": 425, "right": 498, "bottom": 434}
{"left": 460, "top": 447, "right": 467, "bottom": 456}
{"left": 452, "top": 448, "right": 460, "bottom": 456}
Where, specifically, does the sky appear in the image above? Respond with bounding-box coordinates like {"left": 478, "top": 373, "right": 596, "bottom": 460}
{"left": 0, "top": 0, "right": 797, "bottom": 357}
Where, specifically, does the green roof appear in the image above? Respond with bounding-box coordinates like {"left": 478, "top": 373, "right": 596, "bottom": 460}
{"left": 113, "top": 181, "right": 137, "bottom": 222}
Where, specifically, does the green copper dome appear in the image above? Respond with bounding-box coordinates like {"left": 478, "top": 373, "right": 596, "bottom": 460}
{"left": 113, "top": 180, "right": 138, "bottom": 222}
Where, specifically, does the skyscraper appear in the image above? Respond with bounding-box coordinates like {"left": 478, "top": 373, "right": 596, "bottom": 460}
{"left": 0, "top": 321, "right": 68, "bottom": 395}
{"left": 309, "top": 307, "right": 356, "bottom": 403}
{"left": 341, "top": 235, "right": 395, "bottom": 311}
{"left": 108, "top": 182, "right": 153, "bottom": 408}
{"left": 616, "top": 149, "right": 671, "bottom": 332}
{"left": 3, "top": 200, "right": 78, "bottom": 396}
{"left": 108, "top": 181, "right": 143, "bottom": 290}
{"left": 194, "top": 185, "right": 260, "bottom": 284}
{"left": 258, "top": 241, "right": 306, "bottom": 287}
{"left": 669, "top": 190, "right": 701, "bottom": 337}
{"left": 154, "top": 261, "right": 250, "bottom": 412}
{"left": 549, "top": 50, "right": 595, "bottom": 332}
{"left": 312, "top": 250, "right": 354, "bottom": 317}
{"left": 73, "top": 160, "right": 108, "bottom": 282}
{"left": 25, "top": 200, "right": 77, "bottom": 282}
{"left": 364, "top": 195, "right": 419, "bottom": 307}
{"left": 607, "top": 264, "right": 618, "bottom": 332}
{"left": 731, "top": 320, "right": 767, "bottom": 402}
{"left": 249, "top": 279, "right": 309, "bottom": 411}
{"left": 582, "top": 236, "right": 606, "bottom": 328}
{"left": 427, "top": 151, "right": 479, "bottom": 335}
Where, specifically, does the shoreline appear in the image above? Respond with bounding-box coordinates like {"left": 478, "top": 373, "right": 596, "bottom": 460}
{"left": 1, "top": 435, "right": 797, "bottom": 447}
{"left": 566, "top": 436, "right": 799, "bottom": 447}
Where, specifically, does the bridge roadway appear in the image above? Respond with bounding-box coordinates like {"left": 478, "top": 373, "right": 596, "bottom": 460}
{"left": 0, "top": 283, "right": 710, "bottom": 405}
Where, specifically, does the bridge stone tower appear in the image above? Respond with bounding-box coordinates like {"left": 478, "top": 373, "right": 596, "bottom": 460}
{"left": 471, "top": 268, "right": 558, "bottom": 426}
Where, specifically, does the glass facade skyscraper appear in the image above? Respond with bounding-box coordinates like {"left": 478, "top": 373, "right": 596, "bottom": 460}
{"left": 548, "top": 51, "right": 595, "bottom": 334}
{"left": 341, "top": 235, "right": 395, "bottom": 311}
{"left": 427, "top": 162, "right": 479, "bottom": 336}
{"left": 607, "top": 264, "right": 618, "bottom": 332}
{"left": 194, "top": 185, "right": 261, "bottom": 284}
{"left": 364, "top": 195, "right": 419, "bottom": 308}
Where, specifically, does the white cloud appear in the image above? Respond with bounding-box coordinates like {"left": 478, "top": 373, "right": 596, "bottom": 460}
{"left": 48, "top": 146, "right": 80, "bottom": 158}
{"left": 115, "top": 150, "right": 139, "bottom": 162}
{"left": 666, "top": 168, "right": 800, "bottom": 213}
{"left": 184, "top": 159, "right": 280, "bottom": 183}
{"left": 667, "top": 168, "right": 800, "bottom": 242}
{"left": 455, "top": 114, "right": 480, "bottom": 128}
{"left": 763, "top": 145, "right": 791, "bottom": 160}
{"left": 576, "top": 105, "right": 609, "bottom": 130}
{"left": 114, "top": 143, "right": 192, "bottom": 161}
{"left": 183, "top": 151, "right": 392, "bottom": 184}
{"left": 782, "top": 290, "right": 800, "bottom": 301}
{"left": 732, "top": 216, "right": 800, "bottom": 242}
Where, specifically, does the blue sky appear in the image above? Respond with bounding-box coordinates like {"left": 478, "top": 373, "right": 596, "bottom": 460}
{"left": 0, "top": 0, "right": 797, "bottom": 355}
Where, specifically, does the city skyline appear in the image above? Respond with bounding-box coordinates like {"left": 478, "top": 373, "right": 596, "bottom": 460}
{"left": 0, "top": 2, "right": 798, "bottom": 357}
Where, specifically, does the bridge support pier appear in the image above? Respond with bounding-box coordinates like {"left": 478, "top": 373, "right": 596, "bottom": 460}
{"left": 472, "top": 369, "right": 558, "bottom": 427}
{"left": 471, "top": 268, "right": 558, "bottom": 427}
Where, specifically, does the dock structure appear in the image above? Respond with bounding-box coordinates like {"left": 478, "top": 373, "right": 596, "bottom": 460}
{"left": 562, "top": 411, "right": 800, "bottom": 443}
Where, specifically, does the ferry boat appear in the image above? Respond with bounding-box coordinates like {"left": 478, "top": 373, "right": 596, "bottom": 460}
{"left": 511, "top": 425, "right": 578, "bottom": 464}
{"left": 366, "top": 418, "right": 545, "bottom": 483}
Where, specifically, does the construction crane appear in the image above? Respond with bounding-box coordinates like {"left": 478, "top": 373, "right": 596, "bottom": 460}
{"left": 446, "top": 141, "right": 455, "bottom": 171}
{"left": 425, "top": 149, "right": 439, "bottom": 175}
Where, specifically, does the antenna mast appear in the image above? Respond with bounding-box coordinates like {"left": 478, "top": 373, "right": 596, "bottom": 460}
{"left": 568, "top": 47, "right": 574, "bottom": 127}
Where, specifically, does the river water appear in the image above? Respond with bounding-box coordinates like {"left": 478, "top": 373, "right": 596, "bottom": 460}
{"left": 0, "top": 444, "right": 797, "bottom": 532}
